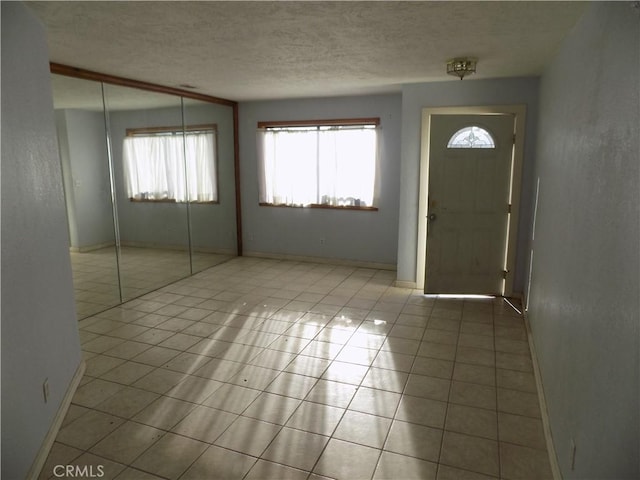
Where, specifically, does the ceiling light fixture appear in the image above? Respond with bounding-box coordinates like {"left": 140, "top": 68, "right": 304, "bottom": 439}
{"left": 447, "top": 57, "right": 477, "bottom": 80}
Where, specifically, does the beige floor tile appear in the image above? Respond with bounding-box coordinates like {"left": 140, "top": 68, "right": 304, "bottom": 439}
{"left": 496, "top": 368, "right": 537, "bottom": 393}
{"left": 306, "top": 379, "right": 358, "bottom": 408}
{"left": 228, "top": 364, "right": 280, "bottom": 389}
{"left": 334, "top": 410, "right": 392, "bottom": 448}
{"left": 132, "top": 396, "right": 196, "bottom": 430}
{"left": 412, "top": 357, "right": 454, "bottom": 379}
{"left": 38, "top": 442, "right": 84, "bottom": 480}
{"left": 94, "top": 386, "right": 160, "bottom": 419}
{"left": 395, "top": 395, "right": 447, "bottom": 428}
{"left": 61, "top": 405, "right": 90, "bottom": 428}
{"left": 347, "top": 331, "right": 386, "bottom": 350}
{"left": 100, "top": 361, "right": 155, "bottom": 385}
{"left": 245, "top": 459, "right": 309, "bottom": 480}
{"left": 161, "top": 351, "right": 210, "bottom": 374}
{"left": 423, "top": 329, "right": 459, "bottom": 347}
{"left": 362, "top": 367, "right": 409, "bottom": 393}
{"left": 494, "top": 338, "right": 530, "bottom": 355}
{"left": 193, "top": 357, "right": 244, "bottom": 381}
{"left": 57, "top": 410, "right": 125, "bottom": 450}
{"left": 404, "top": 374, "right": 450, "bottom": 401}
{"left": 249, "top": 349, "right": 297, "bottom": 370}
{"left": 132, "top": 329, "right": 175, "bottom": 346}
{"left": 449, "top": 381, "right": 497, "bottom": 410}
{"left": 497, "top": 388, "right": 541, "bottom": 418}
{"left": 132, "top": 346, "right": 180, "bottom": 366}
{"left": 334, "top": 345, "right": 378, "bottom": 366}
{"left": 68, "top": 452, "right": 127, "bottom": 480}
{"left": 90, "top": 421, "right": 163, "bottom": 464}
{"left": 262, "top": 427, "right": 329, "bottom": 471}
{"left": 455, "top": 346, "right": 496, "bottom": 367}
{"left": 104, "top": 341, "right": 152, "bottom": 360}
{"left": 284, "top": 355, "right": 331, "bottom": 378}
{"left": 374, "top": 451, "right": 437, "bottom": 480}
{"left": 158, "top": 333, "right": 202, "bottom": 351}
{"left": 440, "top": 431, "right": 499, "bottom": 477}
{"left": 181, "top": 446, "right": 256, "bottom": 479}
{"left": 243, "top": 392, "right": 301, "bottom": 425}
{"left": 72, "top": 379, "right": 126, "bottom": 408}
{"left": 498, "top": 412, "right": 547, "bottom": 450}
{"left": 132, "top": 433, "right": 208, "bottom": 479}
{"left": 417, "top": 341, "right": 457, "bottom": 361}
{"left": 265, "top": 371, "right": 318, "bottom": 399}
{"left": 321, "top": 360, "right": 369, "bottom": 385}
{"left": 349, "top": 386, "right": 402, "bottom": 418}
{"left": 500, "top": 442, "right": 553, "bottom": 479}
{"left": 452, "top": 363, "right": 496, "bottom": 387}
{"left": 445, "top": 404, "right": 498, "bottom": 440}
{"left": 214, "top": 416, "right": 281, "bottom": 457}
{"left": 202, "top": 383, "right": 262, "bottom": 414}
{"left": 384, "top": 420, "right": 442, "bottom": 462}
{"left": 165, "top": 375, "right": 222, "bottom": 403}
{"left": 436, "top": 464, "right": 498, "bottom": 480}
{"left": 372, "top": 350, "right": 414, "bottom": 372}
{"left": 313, "top": 438, "right": 381, "bottom": 480}
{"left": 496, "top": 351, "right": 533, "bottom": 372}
{"left": 133, "top": 368, "right": 186, "bottom": 394}
{"left": 171, "top": 405, "right": 237, "bottom": 443}
{"left": 381, "top": 336, "right": 421, "bottom": 354}
{"left": 85, "top": 355, "right": 127, "bottom": 378}
{"left": 285, "top": 400, "right": 344, "bottom": 436}
{"left": 114, "top": 467, "right": 166, "bottom": 479}
{"left": 300, "top": 339, "right": 343, "bottom": 360}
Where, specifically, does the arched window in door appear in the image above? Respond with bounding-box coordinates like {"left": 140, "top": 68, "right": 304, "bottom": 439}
{"left": 447, "top": 126, "right": 495, "bottom": 149}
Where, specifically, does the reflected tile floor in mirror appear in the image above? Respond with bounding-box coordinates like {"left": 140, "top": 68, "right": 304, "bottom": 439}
{"left": 42, "top": 257, "right": 553, "bottom": 480}
{"left": 71, "top": 247, "right": 233, "bottom": 319}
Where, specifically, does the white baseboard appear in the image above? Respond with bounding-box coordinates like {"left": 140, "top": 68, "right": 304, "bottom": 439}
{"left": 69, "top": 242, "right": 115, "bottom": 253}
{"left": 394, "top": 280, "right": 417, "bottom": 289}
{"left": 27, "top": 360, "right": 86, "bottom": 480}
{"left": 522, "top": 307, "right": 562, "bottom": 480}
{"left": 243, "top": 251, "right": 396, "bottom": 271}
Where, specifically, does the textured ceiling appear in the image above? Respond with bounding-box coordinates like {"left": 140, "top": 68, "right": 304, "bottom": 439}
{"left": 28, "top": 1, "right": 586, "bottom": 102}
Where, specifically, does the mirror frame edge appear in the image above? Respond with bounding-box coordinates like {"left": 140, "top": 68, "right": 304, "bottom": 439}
{"left": 50, "top": 62, "right": 243, "bottom": 256}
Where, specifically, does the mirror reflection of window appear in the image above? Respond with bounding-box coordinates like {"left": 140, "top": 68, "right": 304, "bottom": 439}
{"left": 123, "top": 125, "right": 218, "bottom": 203}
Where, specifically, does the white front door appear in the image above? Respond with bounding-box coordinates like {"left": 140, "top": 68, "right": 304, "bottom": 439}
{"left": 425, "top": 114, "right": 515, "bottom": 294}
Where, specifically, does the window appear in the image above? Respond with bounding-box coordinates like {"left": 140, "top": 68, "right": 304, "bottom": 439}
{"left": 257, "top": 118, "right": 380, "bottom": 209}
{"left": 447, "top": 125, "right": 495, "bottom": 149}
{"left": 123, "top": 124, "right": 217, "bottom": 203}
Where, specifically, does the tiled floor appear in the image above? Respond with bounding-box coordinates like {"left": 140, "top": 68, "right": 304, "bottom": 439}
{"left": 41, "top": 257, "right": 553, "bottom": 480}
{"left": 71, "top": 246, "right": 232, "bottom": 319}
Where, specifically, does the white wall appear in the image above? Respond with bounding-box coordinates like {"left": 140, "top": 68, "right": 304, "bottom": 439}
{"left": 397, "top": 77, "right": 540, "bottom": 291}
{"left": 239, "top": 94, "right": 402, "bottom": 266}
{"left": 1, "top": 3, "right": 83, "bottom": 478}
{"left": 527, "top": 3, "right": 639, "bottom": 478}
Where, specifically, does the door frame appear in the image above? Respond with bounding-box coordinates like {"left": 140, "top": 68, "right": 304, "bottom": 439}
{"left": 416, "top": 105, "right": 526, "bottom": 296}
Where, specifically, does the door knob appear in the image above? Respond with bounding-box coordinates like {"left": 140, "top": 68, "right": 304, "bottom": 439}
{"left": 428, "top": 213, "right": 437, "bottom": 221}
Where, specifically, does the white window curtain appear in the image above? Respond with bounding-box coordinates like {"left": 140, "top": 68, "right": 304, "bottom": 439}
{"left": 123, "top": 131, "right": 217, "bottom": 202}
{"left": 257, "top": 125, "right": 379, "bottom": 207}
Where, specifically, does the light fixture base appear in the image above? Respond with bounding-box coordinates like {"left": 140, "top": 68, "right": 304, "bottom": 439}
{"left": 447, "top": 57, "right": 477, "bottom": 80}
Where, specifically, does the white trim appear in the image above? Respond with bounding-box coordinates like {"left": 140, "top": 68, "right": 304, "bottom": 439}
{"left": 394, "top": 280, "right": 418, "bottom": 289}
{"left": 243, "top": 251, "right": 396, "bottom": 271}
{"left": 523, "top": 307, "right": 562, "bottom": 480}
{"left": 416, "top": 105, "right": 526, "bottom": 295}
{"left": 27, "top": 361, "right": 86, "bottom": 480}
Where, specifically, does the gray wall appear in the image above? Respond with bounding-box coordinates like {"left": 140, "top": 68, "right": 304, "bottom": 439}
{"left": 239, "top": 94, "right": 402, "bottom": 266}
{"left": 56, "top": 109, "right": 115, "bottom": 249}
{"left": 527, "top": 3, "right": 639, "bottom": 478}
{"left": 1, "top": 3, "right": 83, "bottom": 478}
{"left": 397, "top": 77, "right": 540, "bottom": 292}
{"left": 108, "top": 103, "right": 237, "bottom": 252}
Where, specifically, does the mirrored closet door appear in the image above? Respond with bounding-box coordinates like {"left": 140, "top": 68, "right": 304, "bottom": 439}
{"left": 52, "top": 70, "right": 239, "bottom": 319}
